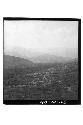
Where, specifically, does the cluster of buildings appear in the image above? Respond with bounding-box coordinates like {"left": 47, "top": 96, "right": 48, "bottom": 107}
{"left": 24, "top": 67, "right": 57, "bottom": 87}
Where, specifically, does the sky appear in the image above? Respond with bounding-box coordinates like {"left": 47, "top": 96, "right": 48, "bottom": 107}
{"left": 4, "top": 20, "right": 78, "bottom": 58}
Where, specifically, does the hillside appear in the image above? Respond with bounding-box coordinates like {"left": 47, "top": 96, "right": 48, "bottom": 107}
{"left": 4, "top": 55, "right": 34, "bottom": 69}
{"left": 3, "top": 58, "right": 78, "bottom": 100}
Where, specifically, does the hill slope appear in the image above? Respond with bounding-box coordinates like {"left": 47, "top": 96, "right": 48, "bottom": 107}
{"left": 4, "top": 55, "right": 34, "bottom": 69}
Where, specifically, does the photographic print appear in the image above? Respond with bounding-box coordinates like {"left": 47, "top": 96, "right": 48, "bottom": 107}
{"left": 3, "top": 18, "right": 81, "bottom": 105}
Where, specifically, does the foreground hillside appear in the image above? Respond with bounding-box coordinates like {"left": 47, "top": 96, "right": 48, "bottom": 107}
{"left": 3, "top": 58, "right": 78, "bottom": 100}
{"left": 4, "top": 55, "right": 34, "bottom": 68}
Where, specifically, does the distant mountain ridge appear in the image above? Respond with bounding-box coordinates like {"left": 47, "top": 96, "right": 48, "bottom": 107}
{"left": 5, "top": 46, "right": 78, "bottom": 59}
{"left": 4, "top": 46, "right": 78, "bottom": 64}
{"left": 29, "top": 54, "right": 73, "bottom": 63}
{"left": 4, "top": 54, "right": 78, "bottom": 69}
{"left": 4, "top": 55, "right": 34, "bottom": 69}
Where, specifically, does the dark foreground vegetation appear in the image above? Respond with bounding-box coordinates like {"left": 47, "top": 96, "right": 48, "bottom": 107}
{"left": 3, "top": 59, "right": 78, "bottom": 100}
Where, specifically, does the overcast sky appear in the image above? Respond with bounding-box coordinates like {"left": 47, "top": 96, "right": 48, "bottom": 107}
{"left": 4, "top": 20, "right": 78, "bottom": 57}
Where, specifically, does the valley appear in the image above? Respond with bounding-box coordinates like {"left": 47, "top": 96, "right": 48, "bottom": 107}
{"left": 3, "top": 56, "right": 78, "bottom": 100}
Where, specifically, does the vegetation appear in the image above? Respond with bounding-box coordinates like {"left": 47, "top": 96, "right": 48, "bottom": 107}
{"left": 3, "top": 58, "right": 78, "bottom": 100}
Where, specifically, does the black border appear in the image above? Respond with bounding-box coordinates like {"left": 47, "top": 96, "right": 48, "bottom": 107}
{"left": 3, "top": 17, "right": 81, "bottom": 105}
{"left": 3, "top": 17, "right": 80, "bottom": 21}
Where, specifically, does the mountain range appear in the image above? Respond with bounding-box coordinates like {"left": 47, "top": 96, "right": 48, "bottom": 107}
{"left": 3, "top": 54, "right": 78, "bottom": 69}
{"left": 4, "top": 46, "right": 78, "bottom": 59}
{"left": 29, "top": 54, "right": 73, "bottom": 63}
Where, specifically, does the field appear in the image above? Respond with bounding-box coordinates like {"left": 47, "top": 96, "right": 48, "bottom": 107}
{"left": 3, "top": 60, "right": 78, "bottom": 100}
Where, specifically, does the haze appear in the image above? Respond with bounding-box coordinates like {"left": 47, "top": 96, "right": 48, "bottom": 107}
{"left": 4, "top": 20, "right": 78, "bottom": 58}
